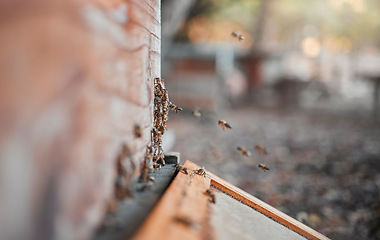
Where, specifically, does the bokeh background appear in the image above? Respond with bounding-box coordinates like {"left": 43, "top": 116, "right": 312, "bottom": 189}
{"left": 161, "top": 0, "right": 380, "bottom": 239}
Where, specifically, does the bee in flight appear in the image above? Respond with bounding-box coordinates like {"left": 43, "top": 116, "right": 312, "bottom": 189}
{"left": 258, "top": 163, "right": 270, "bottom": 172}
{"left": 192, "top": 108, "right": 201, "bottom": 119}
{"left": 231, "top": 31, "right": 244, "bottom": 41}
{"left": 169, "top": 103, "right": 183, "bottom": 113}
{"left": 218, "top": 120, "right": 232, "bottom": 131}
{"left": 237, "top": 146, "right": 251, "bottom": 157}
{"left": 255, "top": 145, "right": 268, "bottom": 155}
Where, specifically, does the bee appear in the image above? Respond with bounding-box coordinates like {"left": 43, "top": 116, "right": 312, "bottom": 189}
{"left": 192, "top": 108, "right": 201, "bottom": 119}
{"left": 107, "top": 199, "right": 119, "bottom": 213}
{"left": 153, "top": 162, "right": 162, "bottom": 169}
{"left": 231, "top": 31, "right": 244, "bottom": 41}
{"left": 193, "top": 166, "right": 206, "bottom": 178}
{"left": 140, "top": 159, "right": 155, "bottom": 182}
{"left": 218, "top": 120, "right": 232, "bottom": 131}
{"left": 204, "top": 189, "right": 216, "bottom": 204}
{"left": 173, "top": 216, "right": 194, "bottom": 227}
{"left": 258, "top": 163, "right": 270, "bottom": 172}
{"left": 169, "top": 102, "right": 183, "bottom": 113}
{"left": 134, "top": 124, "right": 142, "bottom": 138}
{"left": 115, "top": 175, "right": 131, "bottom": 199}
{"left": 255, "top": 145, "right": 268, "bottom": 155}
{"left": 237, "top": 146, "right": 251, "bottom": 157}
{"left": 176, "top": 164, "right": 190, "bottom": 175}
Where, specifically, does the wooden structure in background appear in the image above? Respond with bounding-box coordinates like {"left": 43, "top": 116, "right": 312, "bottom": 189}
{"left": 0, "top": 0, "right": 160, "bottom": 239}
{"left": 133, "top": 160, "right": 330, "bottom": 240}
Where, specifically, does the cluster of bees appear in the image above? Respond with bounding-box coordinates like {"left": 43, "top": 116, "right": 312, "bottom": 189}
{"left": 150, "top": 77, "right": 182, "bottom": 166}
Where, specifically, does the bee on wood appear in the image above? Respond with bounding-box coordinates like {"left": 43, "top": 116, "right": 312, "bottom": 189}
{"left": 193, "top": 166, "right": 206, "bottom": 178}
{"left": 173, "top": 216, "right": 194, "bottom": 227}
{"left": 176, "top": 164, "right": 190, "bottom": 175}
{"left": 153, "top": 162, "right": 162, "bottom": 169}
{"left": 140, "top": 158, "right": 155, "bottom": 182}
{"left": 169, "top": 102, "right": 183, "bottom": 113}
{"left": 255, "top": 145, "right": 268, "bottom": 155}
{"left": 231, "top": 31, "right": 244, "bottom": 41}
{"left": 204, "top": 189, "right": 216, "bottom": 204}
{"left": 134, "top": 124, "right": 142, "bottom": 138}
{"left": 258, "top": 163, "right": 270, "bottom": 172}
{"left": 237, "top": 146, "right": 251, "bottom": 157}
{"left": 106, "top": 199, "right": 119, "bottom": 214}
{"left": 218, "top": 120, "right": 232, "bottom": 131}
{"left": 192, "top": 108, "right": 201, "bottom": 119}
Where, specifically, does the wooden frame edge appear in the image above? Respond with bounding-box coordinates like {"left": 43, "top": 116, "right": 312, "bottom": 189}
{"left": 207, "top": 171, "right": 331, "bottom": 240}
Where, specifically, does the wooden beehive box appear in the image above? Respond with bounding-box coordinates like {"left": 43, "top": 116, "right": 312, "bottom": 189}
{"left": 133, "top": 160, "right": 330, "bottom": 240}
{"left": 0, "top": 1, "right": 331, "bottom": 240}
{"left": 0, "top": 0, "right": 159, "bottom": 239}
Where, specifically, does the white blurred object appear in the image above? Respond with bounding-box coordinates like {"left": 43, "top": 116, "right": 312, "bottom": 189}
{"left": 225, "top": 69, "right": 247, "bottom": 96}
{"left": 282, "top": 52, "right": 316, "bottom": 82}
{"left": 162, "top": 129, "right": 176, "bottom": 153}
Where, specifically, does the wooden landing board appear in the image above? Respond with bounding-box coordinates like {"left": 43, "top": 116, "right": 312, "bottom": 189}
{"left": 132, "top": 160, "right": 330, "bottom": 240}
{"left": 132, "top": 161, "right": 212, "bottom": 240}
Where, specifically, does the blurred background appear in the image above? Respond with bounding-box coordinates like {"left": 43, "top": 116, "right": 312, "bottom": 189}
{"left": 161, "top": 0, "right": 380, "bottom": 239}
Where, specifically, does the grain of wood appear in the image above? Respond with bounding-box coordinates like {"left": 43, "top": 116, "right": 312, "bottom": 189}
{"left": 0, "top": 0, "right": 160, "bottom": 239}
{"left": 133, "top": 160, "right": 329, "bottom": 240}
{"left": 132, "top": 161, "right": 212, "bottom": 240}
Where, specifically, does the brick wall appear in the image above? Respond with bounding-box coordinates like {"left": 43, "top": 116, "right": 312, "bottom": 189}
{"left": 0, "top": 0, "right": 160, "bottom": 239}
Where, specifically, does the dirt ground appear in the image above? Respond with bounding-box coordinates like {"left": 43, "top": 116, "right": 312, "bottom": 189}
{"left": 166, "top": 106, "right": 380, "bottom": 240}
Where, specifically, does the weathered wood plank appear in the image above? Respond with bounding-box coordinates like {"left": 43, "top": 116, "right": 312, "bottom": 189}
{"left": 132, "top": 160, "right": 329, "bottom": 240}
{"left": 132, "top": 161, "right": 211, "bottom": 240}
{"left": 0, "top": 0, "right": 160, "bottom": 240}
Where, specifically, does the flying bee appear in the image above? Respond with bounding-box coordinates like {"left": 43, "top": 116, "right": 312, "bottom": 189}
{"left": 204, "top": 189, "right": 216, "bottom": 204}
{"left": 237, "top": 146, "right": 251, "bottom": 157}
{"left": 218, "top": 120, "right": 232, "bottom": 131}
{"left": 192, "top": 108, "right": 201, "bottom": 119}
{"left": 176, "top": 164, "right": 190, "bottom": 175}
{"left": 193, "top": 166, "right": 206, "bottom": 178}
{"left": 231, "top": 31, "right": 244, "bottom": 41}
{"left": 169, "top": 103, "right": 183, "bottom": 113}
{"left": 134, "top": 124, "right": 142, "bottom": 138}
{"left": 258, "top": 163, "right": 270, "bottom": 172}
{"left": 255, "top": 145, "right": 268, "bottom": 155}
